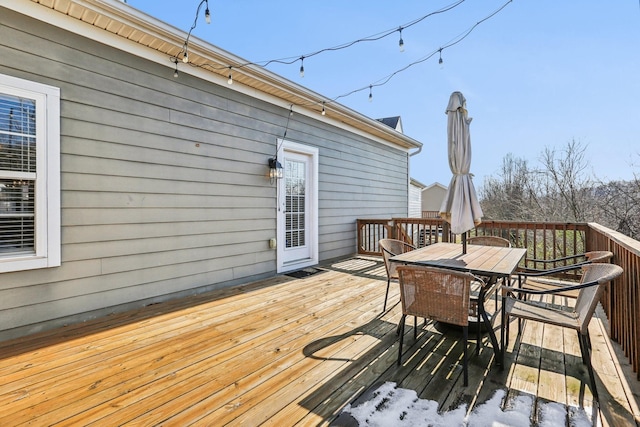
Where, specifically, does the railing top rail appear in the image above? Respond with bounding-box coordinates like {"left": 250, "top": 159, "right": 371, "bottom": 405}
{"left": 589, "top": 222, "right": 640, "bottom": 256}
{"left": 477, "top": 220, "right": 590, "bottom": 227}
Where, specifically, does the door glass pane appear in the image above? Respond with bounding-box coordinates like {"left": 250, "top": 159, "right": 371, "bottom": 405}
{"left": 285, "top": 159, "right": 305, "bottom": 249}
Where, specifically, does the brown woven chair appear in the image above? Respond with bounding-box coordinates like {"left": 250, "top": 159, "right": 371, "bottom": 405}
{"left": 379, "top": 239, "right": 416, "bottom": 311}
{"left": 517, "top": 251, "right": 613, "bottom": 299}
{"left": 502, "top": 263, "right": 623, "bottom": 402}
{"left": 466, "top": 235, "right": 511, "bottom": 247}
{"left": 396, "top": 265, "right": 478, "bottom": 386}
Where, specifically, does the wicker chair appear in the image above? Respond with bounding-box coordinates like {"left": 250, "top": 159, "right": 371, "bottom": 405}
{"left": 466, "top": 235, "right": 511, "bottom": 247}
{"left": 517, "top": 251, "right": 613, "bottom": 299}
{"left": 502, "top": 263, "right": 623, "bottom": 402}
{"left": 396, "top": 265, "right": 479, "bottom": 386}
{"left": 379, "top": 239, "right": 416, "bottom": 312}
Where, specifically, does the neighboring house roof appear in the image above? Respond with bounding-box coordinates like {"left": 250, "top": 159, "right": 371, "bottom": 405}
{"left": 423, "top": 182, "right": 448, "bottom": 191}
{"left": 410, "top": 178, "right": 427, "bottom": 188}
{"left": 376, "top": 116, "right": 403, "bottom": 133}
{"left": 18, "top": 0, "right": 422, "bottom": 152}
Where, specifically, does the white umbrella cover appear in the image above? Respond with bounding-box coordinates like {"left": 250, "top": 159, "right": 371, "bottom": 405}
{"left": 439, "top": 92, "right": 483, "bottom": 248}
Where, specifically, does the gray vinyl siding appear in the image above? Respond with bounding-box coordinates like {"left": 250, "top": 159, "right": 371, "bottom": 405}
{"left": 0, "top": 8, "right": 409, "bottom": 340}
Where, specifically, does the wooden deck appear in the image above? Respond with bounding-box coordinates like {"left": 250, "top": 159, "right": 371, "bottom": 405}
{"left": 1, "top": 256, "right": 638, "bottom": 426}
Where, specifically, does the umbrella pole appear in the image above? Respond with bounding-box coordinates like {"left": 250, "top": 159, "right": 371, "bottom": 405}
{"left": 462, "top": 232, "right": 467, "bottom": 254}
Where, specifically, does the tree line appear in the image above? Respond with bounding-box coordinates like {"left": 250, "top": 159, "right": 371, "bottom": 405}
{"left": 478, "top": 140, "right": 640, "bottom": 241}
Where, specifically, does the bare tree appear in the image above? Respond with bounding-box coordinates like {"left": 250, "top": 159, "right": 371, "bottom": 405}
{"left": 480, "top": 154, "right": 536, "bottom": 220}
{"left": 538, "top": 140, "right": 596, "bottom": 222}
{"left": 480, "top": 140, "right": 596, "bottom": 222}
{"left": 593, "top": 154, "right": 640, "bottom": 240}
{"left": 480, "top": 142, "right": 639, "bottom": 241}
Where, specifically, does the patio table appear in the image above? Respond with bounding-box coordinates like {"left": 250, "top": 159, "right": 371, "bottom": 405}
{"left": 390, "top": 242, "right": 526, "bottom": 367}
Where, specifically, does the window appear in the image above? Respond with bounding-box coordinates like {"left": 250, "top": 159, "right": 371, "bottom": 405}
{"left": 0, "top": 74, "right": 60, "bottom": 272}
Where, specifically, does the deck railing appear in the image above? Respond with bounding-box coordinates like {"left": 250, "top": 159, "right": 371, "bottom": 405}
{"left": 588, "top": 222, "right": 640, "bottom": 378}
{"left": 356, "top": 217, "right": 640, "bottom": 379}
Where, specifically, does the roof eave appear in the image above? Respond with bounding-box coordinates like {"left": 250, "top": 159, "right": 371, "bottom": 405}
{"left": 24, "top": 0, "right": 422, "bottom": 151}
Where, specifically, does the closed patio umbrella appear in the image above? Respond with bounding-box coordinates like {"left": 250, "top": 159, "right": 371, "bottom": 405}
{"left": 439, "top": 91, "right": 483, "bottom": 254}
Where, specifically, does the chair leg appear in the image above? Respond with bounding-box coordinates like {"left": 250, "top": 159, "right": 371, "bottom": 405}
{"left": 397, "top": 315, "right": 407, "bottom": 366}
{"left": 578, "top": 331, "right": 599, "bottom": 402}
{"left": 502, "top": 302, "right": 510, "bottom": 349}
{"left": 413, "top": 316, "right": 417, "bottom": 340}
{"left": 383, "top": 279, "right": 391, "bottom": 312}
{"left": 501, "top": 303, "right": 506, "bottom": 367}
{"left": 577, "top": 331, "right": 589, "bottom": 365}
{"left": 475, "top": 303, "right": 481, "bottom": 355}
{"left": 462, "top": 325, "right": 468, "bottom": 386}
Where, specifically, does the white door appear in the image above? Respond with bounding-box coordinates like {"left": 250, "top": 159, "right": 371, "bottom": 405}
{"left": 277, "top": 141, "right": 318, "bottom": 273}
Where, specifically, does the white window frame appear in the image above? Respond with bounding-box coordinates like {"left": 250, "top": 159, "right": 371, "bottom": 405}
{"left": 0, "top": 74, "right": 60, "bottom": 272}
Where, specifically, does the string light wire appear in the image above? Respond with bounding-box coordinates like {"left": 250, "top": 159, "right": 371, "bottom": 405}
{"left": 179, "top": 0, "right": 211, "bottom": 63}
{"left": 174, "top": 0, "right": 512, "bottom": 115}
{"left": 332, "top": 0, "right": 512, "bottom": 104}
{"left": 179, "top": 0, "right": 467, "bottom": 73}
{"left": 254, "top": 0, "right": 467, "bottom": 68}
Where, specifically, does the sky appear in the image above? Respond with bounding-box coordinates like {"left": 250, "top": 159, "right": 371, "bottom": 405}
{"left": 127, "top": 0, "right": 640, "bottom": 188}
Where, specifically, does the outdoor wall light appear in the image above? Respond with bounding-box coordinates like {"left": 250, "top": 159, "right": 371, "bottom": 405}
{"left": 269, "top": 158, "right": 283, "bottom": 179}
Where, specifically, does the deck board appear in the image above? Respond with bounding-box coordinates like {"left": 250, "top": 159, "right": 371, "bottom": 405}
{"left": 0, "top": 256, "right": 638, "bottom": 426}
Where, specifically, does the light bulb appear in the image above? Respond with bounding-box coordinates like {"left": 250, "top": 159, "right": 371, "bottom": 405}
{"left": 182, "top": 52, "right": 188, "bottom": 63}
{"left": 299, "top": 64, "right": 304, "bottom": 78}
{"left": 438, "top": 49, "right": 443, "bottom": 68}
{"left": 368, "top": 86, "right": 373, "bottom": 102}
{"left": 228, "top": 74, "right": 233, "bottom": 84}
{"left": 399, "top": 37, "right": 404, "bottom": 52}
{"left": 205, "top": 8, "right": 211, "bottom": 24}
{"left": 174, "top": 69, "right": 179, "bottom": 78}
{"left": 321, "top": 102, "right": 326, "bottom": 116}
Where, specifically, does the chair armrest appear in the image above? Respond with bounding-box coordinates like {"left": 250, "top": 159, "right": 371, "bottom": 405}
{"left": 525, "top": 254, "right": 585, "bottom": 265}
{"left": 517, "top": 262, "right": 586, "bottom": 278}
{"left": 503, "top": 279, "right": 599, "bottom": 296}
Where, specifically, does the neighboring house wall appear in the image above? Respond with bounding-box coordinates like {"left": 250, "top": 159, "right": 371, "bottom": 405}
{"left": 0, "top": 7, "right": 412, "bottom": 341}
{"left": 408, "top": 180, "right": 425, "bottom": 218}
{"left": 422, "top": 183, "right": 448, "bottom": 213}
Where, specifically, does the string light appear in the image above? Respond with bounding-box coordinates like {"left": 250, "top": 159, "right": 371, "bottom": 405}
{"left": 398, "top": 27, "right": 405, "bottom": 52}
{"left": 173, "top": 58, "right": 179, "bottom": 78}
{"left": 255, "top": 0, "right": 467, "bottom": 69}
{"left": 204, "top": 0, "right": 211, "bottom": 24}
{"left": 179, "top": 0, "right": 213, "bottom": 66}
{"left": 173, "top": 0, "right": 513, "bottom": 115}
{"left": 227, "top": 66, "right": 233, "bottom": 84}
{"left": 331, "top": 0, "right": 513, "bottom": 105}
{"left": 175, "top": 0, "right": 472, "bottom": 76}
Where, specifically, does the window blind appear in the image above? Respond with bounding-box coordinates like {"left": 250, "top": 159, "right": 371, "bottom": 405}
{"left": 0, "top": 94, "right": 36, "bottom": 255}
